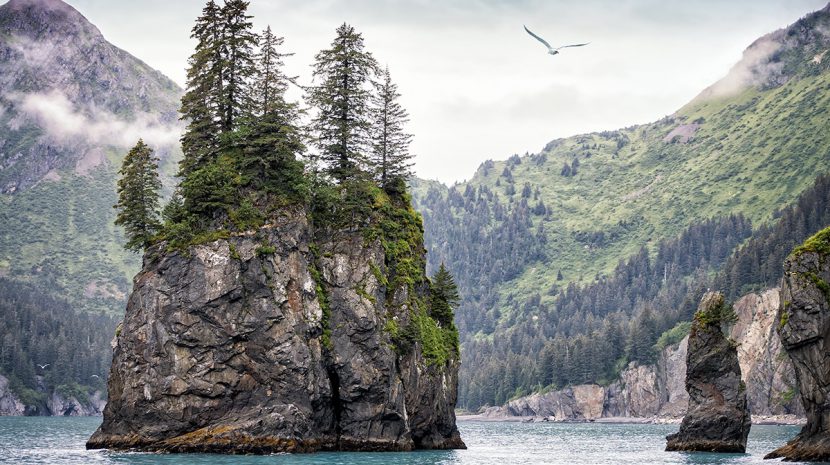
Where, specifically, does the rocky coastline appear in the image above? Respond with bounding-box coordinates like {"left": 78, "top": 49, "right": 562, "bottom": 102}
{"left": 665, "top": 292, "right": 751, "bottom": 453}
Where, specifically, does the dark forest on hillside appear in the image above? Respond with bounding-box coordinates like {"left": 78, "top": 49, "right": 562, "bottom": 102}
{"left": 0, "top": 278, "right": 116, "bottom": 407}
{"left": 418, "top": 173, "right": 830, "bottom": 409}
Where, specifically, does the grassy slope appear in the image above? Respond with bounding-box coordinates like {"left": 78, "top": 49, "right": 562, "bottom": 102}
{"left": 414, "top": 68, "right": 830, "bottom": 331}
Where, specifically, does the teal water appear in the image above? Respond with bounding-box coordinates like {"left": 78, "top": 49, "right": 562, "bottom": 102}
{"left": 0, "top": 417, "right": 813, "bottom": 464}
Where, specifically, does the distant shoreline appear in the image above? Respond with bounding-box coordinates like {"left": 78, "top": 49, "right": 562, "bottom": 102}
{"left": 456, "top": 414, "right": 805, "bottom": 426}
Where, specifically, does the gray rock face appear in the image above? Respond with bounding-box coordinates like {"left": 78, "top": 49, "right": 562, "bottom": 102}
{"left": 506, "top": 385, "right": 605, "bottom": 420}
{"left": 766, "top": 238, "right": 830, "bottom": 461}
{"left": 0, "top": 0, "right": 182, "bottom": 192}
{"left": 666, "top": 292, "right": 751, "bottom": 453}
{"left": 731, "top": 289, "right": 802, "bottom": 417}
{"left": 87, "top": 210, "right": 464, "bottom": 453}
{"left": 46, "top": 390, "right": 106, "bottom": 417}
{"left": 0, "top": 374, "right": 24, "bottom": 415}
{"left": 482, "top": 288, "right": 799, "bottom": 422}
{"left": 0, "top": 373, "right": 105, "bottom": 416}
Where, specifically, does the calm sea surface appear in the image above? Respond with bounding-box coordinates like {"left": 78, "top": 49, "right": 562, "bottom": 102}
{"left": 0, "top": 417, "right": 816, "bottom": 465}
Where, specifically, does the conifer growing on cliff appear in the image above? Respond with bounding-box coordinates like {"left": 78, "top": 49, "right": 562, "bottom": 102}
{"left": 253, "top": 26, "right": 291, "bottom": 116}
{"left": 179, "top": 0, "right": 223, "bottom": 177}
{"left": 307, "top": 23, "right": 379, "bottom": 183}
{"left": 218, "top": 0, "right": 258, "bottom": 131}
{"left": 178, "top": 0, "right": 258, "bottom": 215}
{"left": 430, "top": 263, "right": 461, "bottom": 328}
{"left": 239, "top": 25, "right": 305, "bottom": 197}
{"left": 114, "top": 140, "right": 162, "bottom": 252}
{"left": 369, "top": 66, "right": 413, "bottom": 191}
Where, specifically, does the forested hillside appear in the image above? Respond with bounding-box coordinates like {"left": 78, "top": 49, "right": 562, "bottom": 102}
{"left": 413, "top": 4, "right": 830, "bottom": 409}
{"left": 0, "top": 0, "right": 182, "bottom": 315}
{"left": 0, "top": 278, "right": 116, "bottom": 409}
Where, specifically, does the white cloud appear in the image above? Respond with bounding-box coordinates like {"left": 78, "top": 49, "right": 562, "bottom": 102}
{"left": 697, "top": 35, "right": 784, "bottom": 99}
{"left": 12, "top": 90, "right": 182, "bottom": 149}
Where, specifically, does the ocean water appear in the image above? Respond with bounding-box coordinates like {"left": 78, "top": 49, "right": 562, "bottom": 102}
{"left": 0, "top": 417, "right": 813, "bottom": 465}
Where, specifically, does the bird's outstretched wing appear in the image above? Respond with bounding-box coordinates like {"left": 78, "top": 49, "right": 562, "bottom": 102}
{"left": 555, "top": 43, "right": 590, "bottom": 50}
{"left": 524, "top": 25, "right": 552, "bottom": 50}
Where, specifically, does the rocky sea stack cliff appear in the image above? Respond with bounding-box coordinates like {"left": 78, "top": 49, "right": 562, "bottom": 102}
{"left": 767, "top": 227, "right": 830, "bottom": 461}
{"left": 665, "top": 292, "right": 751, "bottom": 452}
{"left": 87, "top": 198, "right": 465, "bottom": 453}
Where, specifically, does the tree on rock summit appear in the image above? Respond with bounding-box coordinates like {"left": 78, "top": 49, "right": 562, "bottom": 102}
{"left": 369, "top": 65, "right": 414, "bottom": 192}
{"left": 114, "top": 139, "right": 161, "bottom": 252}
{"left": 307, "top": 23, "right": 379, "bottom": 183}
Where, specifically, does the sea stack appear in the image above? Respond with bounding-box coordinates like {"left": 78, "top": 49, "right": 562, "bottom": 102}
{"left": 666, "top": 291, "right": 751, "bottom": 452}
{"left": 766, "top": 227, "right": 830, "bottom": 461}
{"left": 86, "top": 205, "right": 465, "bottom": 453}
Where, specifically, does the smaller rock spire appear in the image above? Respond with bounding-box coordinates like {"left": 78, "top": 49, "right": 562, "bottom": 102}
{"left": 666, "top": 291, "right": 751, "bottom": 453}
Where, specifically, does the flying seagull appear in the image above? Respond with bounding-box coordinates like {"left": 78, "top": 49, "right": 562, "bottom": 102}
{"left": 37, "top": 363, "right": 49, "bottom": 369}
{"left": 524, "top": 25, "right": 589, "bottom": 56}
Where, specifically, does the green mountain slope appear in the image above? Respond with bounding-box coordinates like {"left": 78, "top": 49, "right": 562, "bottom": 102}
{"left": 0, "top": 0, "right": 182, "bottom": 314}
{"left": 412, "top": 4, "right": 830, "bottom": 407}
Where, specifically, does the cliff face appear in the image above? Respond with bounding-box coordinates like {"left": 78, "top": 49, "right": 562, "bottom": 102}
{"left": 483, "top": 288, "right": 800, "bottom": 421}
{"left": 0, "top": 373, "right": 106, "bottom": 416}
{"left": 731, "top": 289, "right": 802, "bottom": 416}
{"left": 0, "top": 375, "right": 24, "bottom": 415}
{"left": 767, "top": 229, "right": 830, "bottom": 461}
{"left": 87, "top": 209, "right": 463, "bottom": 453}
{"left": 665, "top": 292, "right": 751, "bottom": 452}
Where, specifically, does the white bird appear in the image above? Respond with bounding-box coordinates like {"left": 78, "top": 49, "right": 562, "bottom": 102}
{"left": 91, "top": 375, "right": 100, "bottom": 379}
{"left": 524, "top": 25, "right": 589, "bottom": 56}
{"left": 37, "top": 363, "right": 49, "bottom": 370}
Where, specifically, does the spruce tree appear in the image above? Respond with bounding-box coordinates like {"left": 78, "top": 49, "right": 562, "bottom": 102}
{"left": 114, "top": 140, "right": 162, "bottom": 252}
{"left": 178, "top": 0, "right": 258, "bottom": 217}
{"left": 253, "top": 26, "right": 291, "bottom": 116}
{"left": 430, "top": 263, "right": 460, "bottom": 328}
{"left": 239, "top": 25, "right": 305, "bottom": 197}
{"left": 179, "top": 0, "right": 223, "bottom": 177}
{"left": 369, "top": 66, "right": 413, "bottom": 191}
{"left": 307, "top": 23, "right": 378, "bottom": 183}
{"left": 219, "top": 0, "right": 258, "bottom": 131}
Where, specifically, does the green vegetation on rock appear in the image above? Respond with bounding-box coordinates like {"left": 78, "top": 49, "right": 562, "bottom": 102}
{"left": 655, "top": 321, "right": 692, "bottom": 351}
{"left": 143, "top": 3, "right": 458, "bottom": 369}
{"left": 793, "top": 226, "right": 830, "bottom": 258}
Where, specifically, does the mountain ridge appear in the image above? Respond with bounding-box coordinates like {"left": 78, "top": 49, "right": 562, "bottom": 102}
{"left": 0, "top": 0, "right": 182, "bottom": 315}
{"left": 412, "top": 2, "right": 830, "bottom": 409}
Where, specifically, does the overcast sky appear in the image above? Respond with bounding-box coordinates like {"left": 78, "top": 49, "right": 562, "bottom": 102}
{"left": 63, "top": 0, "right": 828, "bottom": 183}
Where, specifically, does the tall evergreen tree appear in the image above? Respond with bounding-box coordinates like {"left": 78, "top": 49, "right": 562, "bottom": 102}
{"left": 369, "top": 66, "right": 413, "bottom": 190}
{"left": 307, "top": 23, "right": 378, "bottom": 183}
{"left": 430, "top": 263, "right": 461, "bottom": 328}
{"left": 253, "top": 26, "right": 291, "bottom": 116}
{"left": 178, "top": 0, "right": 258, "bottom": 217}
{"left": 114, "top": 140, "right": 162, "bottom": 252}
{"left": 238, "top": 25, "right": 305, "bottom": 197}
{"left": 179, "top": 0, "right": 223, "bottom": 177}
{"left": 219, "top": 0, "right": 258, "bottom": 131}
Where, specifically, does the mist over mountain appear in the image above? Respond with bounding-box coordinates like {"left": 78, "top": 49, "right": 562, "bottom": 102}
{"left": 0, "top": 0, "right": 182, "bottom": 316}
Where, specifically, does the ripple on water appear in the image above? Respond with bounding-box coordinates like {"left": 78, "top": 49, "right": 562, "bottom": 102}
{"left": 0, "top": 417, "right": 810, "bottom": 465}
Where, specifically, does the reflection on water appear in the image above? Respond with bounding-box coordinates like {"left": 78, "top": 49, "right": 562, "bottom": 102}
{"left": 0, "top": 416, "right": 809, "bottom": 465}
